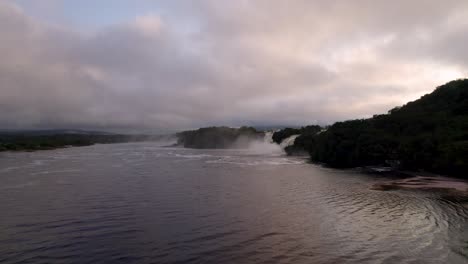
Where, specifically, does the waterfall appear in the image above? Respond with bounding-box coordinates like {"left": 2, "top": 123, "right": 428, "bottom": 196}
{"left": 280, "top": 134, "right": 299, "bottom": 149}
{"left": 264, "top": 131, "right": 275, "bottom": 144}
{"left": 245, "top": 131, "right": 282, "bottom": 155}
{"left": 245, "top": 131, "right": 298, "bottom": 155}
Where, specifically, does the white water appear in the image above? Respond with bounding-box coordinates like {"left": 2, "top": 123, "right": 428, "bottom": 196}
{"left": 246, "top": 131, "right": 283, "bottom": 155}
{"left": 280, "top": 134, "right": 300, "bottom": 148}
{"left": 245, "top": 132, "right": 300, "bottom": 155}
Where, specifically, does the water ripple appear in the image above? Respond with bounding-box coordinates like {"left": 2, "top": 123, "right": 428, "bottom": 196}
{"left": 0, "top": 143, "right": 467, "bottom": 263}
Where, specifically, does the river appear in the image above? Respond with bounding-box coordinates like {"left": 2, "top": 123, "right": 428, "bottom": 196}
{"left": 1, "top": 142, "right": 467, "bottom": 263}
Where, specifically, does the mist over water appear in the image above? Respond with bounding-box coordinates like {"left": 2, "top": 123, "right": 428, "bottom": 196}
{"left": 243, "top": 131, "right": 284, "bottom": 155}
{"left": 0, "top": 143, "right": 467, "bottom": 263}
{"left": 155, "top": 136, "right": 178, "bottom": 147}
{"left": 242, "top": 132, "right": 299, "bottom": 155}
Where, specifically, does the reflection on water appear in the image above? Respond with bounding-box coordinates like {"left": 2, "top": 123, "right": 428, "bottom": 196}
{"left": 0, "top": 143, "right": 467, "bottom": 263}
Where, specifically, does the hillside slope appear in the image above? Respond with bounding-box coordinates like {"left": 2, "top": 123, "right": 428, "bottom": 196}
{"left": 285, "top": 79, "right": 468, "bottom": 178}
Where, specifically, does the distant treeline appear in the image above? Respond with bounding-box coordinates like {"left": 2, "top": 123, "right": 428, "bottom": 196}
{"left": 274, "top": 79, "right": 468, "bottom": 178}
{"left": 0, "top": 133, "right": 168, "bottom": 152}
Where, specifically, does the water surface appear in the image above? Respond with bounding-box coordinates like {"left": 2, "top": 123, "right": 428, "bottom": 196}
{"left": 1, "top": 143, "right": 467, "bottom": 263}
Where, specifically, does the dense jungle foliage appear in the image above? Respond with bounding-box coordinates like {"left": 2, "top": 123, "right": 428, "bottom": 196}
{"left": 280, "top": 79, "right": 468, "bottom": 178}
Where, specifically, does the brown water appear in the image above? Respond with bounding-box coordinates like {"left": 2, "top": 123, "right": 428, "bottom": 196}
{"left": 1, "top": 142, "right": 467, "bottom": 263}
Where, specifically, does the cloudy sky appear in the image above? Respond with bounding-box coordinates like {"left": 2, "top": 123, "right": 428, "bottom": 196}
{"left": 1, "top": 1, "right": 467, "bottom": 132}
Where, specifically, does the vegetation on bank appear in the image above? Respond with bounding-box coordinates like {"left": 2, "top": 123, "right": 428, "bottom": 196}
{"left": 275, "top": 79, "right": 468, "bottom": 178}
{"left": 0, "top": 133, "right": 165, "bottom": 152}
{"left": 176, "top": 126, "right": 263, "bottom": 149}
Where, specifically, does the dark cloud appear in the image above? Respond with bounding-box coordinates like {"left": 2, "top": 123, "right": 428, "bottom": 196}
{"left": 1, "top": 1, "right": 467, "bottom": 131}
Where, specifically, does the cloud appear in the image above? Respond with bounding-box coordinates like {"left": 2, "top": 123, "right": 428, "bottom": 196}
{"left": 1, "top": 1, "right": 467, "bottom": 131}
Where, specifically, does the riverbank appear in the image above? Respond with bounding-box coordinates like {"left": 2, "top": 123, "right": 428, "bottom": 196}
{"left": 0, "top": 132, "right": 171, "bottom": 152}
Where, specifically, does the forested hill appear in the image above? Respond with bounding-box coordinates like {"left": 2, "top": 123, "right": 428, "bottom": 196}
{"left": 281, "top": 79, "right": 468, "bottom": 178}
{"left": 176, "top": 127, "right": 264, "bottom": 149}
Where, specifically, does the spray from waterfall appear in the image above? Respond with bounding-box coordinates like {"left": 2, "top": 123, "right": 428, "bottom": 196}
{"left": 245, "top": 131, "right": 299, "bottom": 155}
{"left": 245, "top": 131, "right": 282, "bottom": 155}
